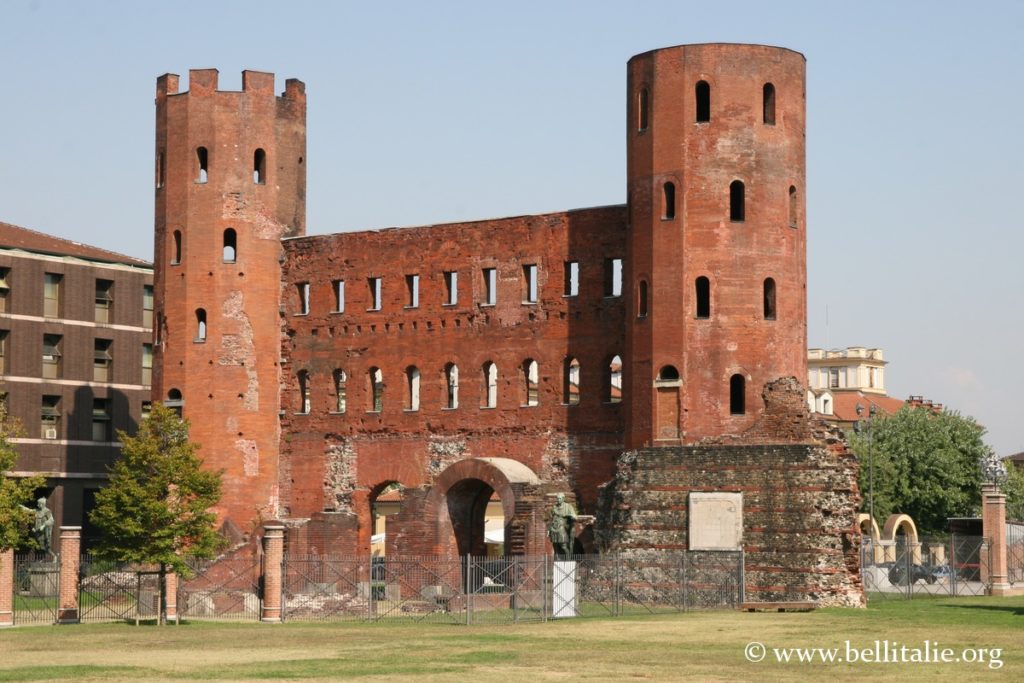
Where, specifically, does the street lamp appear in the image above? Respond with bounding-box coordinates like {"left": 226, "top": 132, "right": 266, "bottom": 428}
{"left": 855, "top": 403, "right": 877, "bottom": 525}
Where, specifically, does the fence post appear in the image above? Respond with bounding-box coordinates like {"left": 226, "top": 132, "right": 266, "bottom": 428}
{"left": 165, "top": 572, "right": 178, "bottom": 624}
{"left": 0, "top": 549, "right": 13, "bottom": 628}
{"left": 260, "top": 525, "right": 285, "bottom": 623}
{"left": 614, "top": 552, "right": 621, "bottom": 617}
{"left": 738, "top": 550, "right": 746, "bottom": 606}
{"left": 681, "top": 550, "right": 688, "bottom": 612}
{"left": 464, "top": 555, "right": 471, "bottom": 626}
{"left": 57, "top": 527, "right": 80, "bottom": 624}
{"left": 983, "top": 484, "right": 1011, "bottom": 596}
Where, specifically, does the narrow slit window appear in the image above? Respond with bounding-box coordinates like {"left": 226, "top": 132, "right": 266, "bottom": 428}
{"left": 196, "top": 146, "right": 208, "bottom": 183}
{"left": 763, "top": 278, "right": 777, "bottom": 320}
{"left": 663, "top": 182, "right": 676, "bottom": 219}
{"left": 223, "top": 228, "right": 237, "bottom": 263}
{"left": 729, "top": 180, "right": 745, "bottom": 222}
{"left": 369, "top": 367, "right": 384, "bottom": 412}
{"left": 638, "top": 280, "right": 649, "bottom": 318}
{"left": 156, "top": 150, "right": 165, "bottom": 189}
{"left": 788, "top": 186, "right": 798, "bottom": 228}
{"left": 406, "top": 274, "right": 419, "bottom": 308}
{"left": 333, "top": 280, "right": 345, "bottom": 312}
{"left": 254, "top": 148, "right": 266, "bottom": 184}
{"left": 695, "top": 81, "right": 710, "bottom": 123}
{"left": 730, "top": 374, "right": 746, "bottom": 415}
{"left": 0, "top": 330, "right": 7, "bottom": 375}
{"left": 604, "top": 258, "right": 623, "bottom": 297}
{"left": 368, "top": 277, "right": 382, "bottom": 311}
{"left": 172, "top": 230, "right": 182, "bottom": 265}
{"left": 523, "top": 264, "right": 538, "bottom": 304}
{"left": 522, "top": 359, "right": 539, "bottom": 406}
{"left": 142, "top": 343, "right": 153, "bottom": 386}
{"left": 405, "top": 366, "right": 420, "bottom": 411}
{"left": 564, "top": 357, "right": 581, "bottom": 406}
{"left": 638, "top": 87, "right": 649, "bottom": 131}
{"left": 482, "top": 361, "right": 497, "bottom": 408}
{"left": 445, "top": 363, "right": 459, "bottom": 409}
{"left": 564, "top": 261, "right": 579, "bottom": 297}
{"left": 195, "top": 308, "right": 207, "bottom": 342}
{"left": 334, "top": 369, "right": 347, "bottom": 413}
{"left": 483, "top": 268, "right": 497, "bottom": 306}
{"left": 444, "top": 271, "right": 458, "bottom": 306}
{"left": 297, "top": 282, "right": 310, "bottom": 315}
{"left": 695, "top": 277, "right": 710, "bottom": 319}
{"left": 763, "top": 83, "right": 776, "bottom": 125}
{"left": 143, "top": 285, "right": 154, "bottom": 329}
{"left": 297, "top": 370, "right": 311, "bottom": 413}
{"left": 607, "top": 355, "right": 623, "bottom": 404}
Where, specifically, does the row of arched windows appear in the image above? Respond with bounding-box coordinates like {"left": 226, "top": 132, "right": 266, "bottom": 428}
{"left": 155, "top": 147, "right": 267, "bottom": 189}
{"left": 170, "top": 227, "right": 239, "bottom": 265}
{"left": 637, "top": 81, "right": 778, "bottom": 130}
{"left": 659, "top": 180, "right": 798, "bottom": 227}
{"left": 293, "top": 356, "right": 623, "bottom": 414}
{"left": 634, "top": 277, "right": 777, "bottom": 320}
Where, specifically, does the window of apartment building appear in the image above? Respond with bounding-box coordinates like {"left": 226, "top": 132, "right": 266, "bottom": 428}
{"left": 406, "top": 274, "right": 420, "bottom": 308}
{"left": 297, "top": 282, "right": 310, "bottom": 315}
{"left": 0, "top": 330, "right": 7, "bottom": 375}
{"left": 41, "top": 395, "right": 60, "bottom": 439}
{"left": 368, "top": 277, "right": 382, "bottom": 311}
{"left": 332, "top": 280, "right": 345, "bottom": 313}
{"left": 523, "top": 265, "right": 538, "bottom": 304}
{"left": 95, "top": 279, "right": 113, "bottom": 324}
{"left": 482, "top": 268, "right": 497, "bottom": 306}
{"left": 333, "top": 369, "right": 347, "bottom": 413}
{"left": 143, "top": 285, "right": 154, "bottom": 329}
{"left": 94, "top": 339, "right": 113, "bottom": 382}
{"left": 564, "top": 261, "right": 579, "bottom": 297}
{"left": 564, "top": 357, "right": 581, "bottom": 405}
{"left": 142, "top": 343, "right": 153, "bottom": 386}
{"left": 42, "top": 334, "right": 62, "bottom": 379}
{"left": 0, "top": 267, "right": 9, "bottom": 313}
{"left": 92, "top": 398, "right": 111, "bottom": 442}
{"left": 141, "top": 400, "right": 152, "bottom": 421}
{"left": 43, "top": 273, "right": 62, "bottom": 318}
{"left": 445, "top": 363, "right": 459, "bottom": 409}
{"left": 444, "top": 271, "right": 458, "bottom": 306}
{"left": 829, "top": 367, "right": 841, "bottom": 389}
{"left": 603, "top": 258, "right": 622, "bottom": 297}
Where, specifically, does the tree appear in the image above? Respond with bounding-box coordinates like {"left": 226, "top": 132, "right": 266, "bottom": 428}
{"left": 848, "top": 405, "right": 994, "bottom": 537}
{"left": 89, "top": 403, "right": 224, "bottom": 623}
{"left": 0, "top": 404, "right": 46, "bottom": 552}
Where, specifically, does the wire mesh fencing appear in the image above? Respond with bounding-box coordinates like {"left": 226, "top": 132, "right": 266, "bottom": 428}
{"left": 860, "top": 536, "right": 990, "bottom": 600}
{"left": 12, "top": 551, "right": 59, "bottom": 626}
{"left": 280, "top": 550, "right": 743, "bottom": 624}
{"left": 78, "top": 555, "right": 159, "bottom": 623}
{"left": 177, "top": 556, "right": 261, "bottom": 621}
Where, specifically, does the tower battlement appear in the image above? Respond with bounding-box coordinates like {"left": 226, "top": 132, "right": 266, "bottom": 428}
{"left": 155, "top": 69, "right": 305, "bottom": 100}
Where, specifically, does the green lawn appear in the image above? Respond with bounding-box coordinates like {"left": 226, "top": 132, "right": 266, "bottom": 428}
{"left": 1, "top": 596, "right": 1021, "bottom": 681}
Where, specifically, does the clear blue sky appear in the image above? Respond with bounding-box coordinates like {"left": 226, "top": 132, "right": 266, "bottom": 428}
{"left": 1, "top": 1, "right": 1021, "bottom": 455}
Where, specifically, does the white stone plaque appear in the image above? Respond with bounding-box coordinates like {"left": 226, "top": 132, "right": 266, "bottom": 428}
{"left": 689, "top": 492, "right": 743, "bottom": 550}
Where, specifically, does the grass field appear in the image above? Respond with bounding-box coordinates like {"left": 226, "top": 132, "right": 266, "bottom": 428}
{"left": 1, "top": 595, "right": 1021, "bottom": 681}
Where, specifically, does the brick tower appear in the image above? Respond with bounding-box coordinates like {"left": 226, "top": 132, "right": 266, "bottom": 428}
{"left": 153, "top": 69, "right": 306, "bottom": 529}
{"left": 624, "top": 44, "right": 807, "bottom": 448}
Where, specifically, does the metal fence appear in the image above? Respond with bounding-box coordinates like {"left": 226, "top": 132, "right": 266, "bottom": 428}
{"left": 78, "top": 555, "right": 160, "bottom": 623}
{"left": 281, "top": 551, "right": 744, "bottom": 623}
{"left": 860, "top": 536, "right": 990, "bottom": 599}
{"left": 13, "top": 552, "right": 60, "bottom": 625}
{"left": 176, "top": 556, "right": 262, "bottom": 621}
{"left": 1008, "top": 526, "right": 1024, "bottom": 586}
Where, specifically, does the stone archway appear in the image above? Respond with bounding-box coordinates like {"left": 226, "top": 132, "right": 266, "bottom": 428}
{"left": 882, "top": 513, "right": 921, "bottom": 565}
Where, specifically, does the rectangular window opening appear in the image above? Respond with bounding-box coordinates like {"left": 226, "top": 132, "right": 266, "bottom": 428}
{"left": 143, "top": 285, "right": 154, "bottom": 329}
{"left": 483, "top": 268, "right": 497, "bottom": 306}
{"left": 564, "top": 261, "right": 579, "bottom": 297}
{"left": 332, "top": 280, "right": 345, "bottom": 313}
{"left": 142, "top": 343, "right": 153, "bottom": 386}
{"left": 368, "top": 277, "right": 382, "bottom": 311}
{"left": 42, "top": 334, "right": 62, "bottom": 379}
{"left": 44, "top": 273, "right": 62, "bottom": 318}
{"left": 406, "top": 274, "right": 420, "bottom": 308}
{"left": 41, "top": 395, "right": 60, "bottom": 440}
{"left": 92, "top": 398, "right": 111, "bottom": 442}
{"left": 523, "top": 264, "right": 538, "bottom": 304}
{"left": 604, "top": 258, "right": 623, "bottom": 297}
{"left": 95, "top": 279, "right": 113, "bottom": 324}
{"left": 94, "top": 339, "right": 113, "bottom": 382}
{"left": 297, "top": 282, "right": 310, "bottom": 315}
{"left": 444, "top": 271, "right": 458, "bottom": 306}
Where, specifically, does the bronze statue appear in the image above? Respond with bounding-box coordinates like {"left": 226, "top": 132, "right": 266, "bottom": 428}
{"left": 22, "top": 497, "right": 54, "bottom": 553}
{"left": 548, "top": 493, "right": 577, "bottom": 558}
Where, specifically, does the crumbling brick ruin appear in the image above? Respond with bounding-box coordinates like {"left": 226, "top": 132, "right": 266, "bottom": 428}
{"left": 152, "top": 43, "right": 863, "bottom": 605}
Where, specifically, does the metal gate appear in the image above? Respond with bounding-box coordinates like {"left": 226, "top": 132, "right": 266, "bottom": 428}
{"left": 13, "top": 552, "right": 59, "bottom": 625}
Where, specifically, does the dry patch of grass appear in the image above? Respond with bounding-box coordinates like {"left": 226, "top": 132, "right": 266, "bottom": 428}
{"left": 0, "top": 596, "right": 1021, "bottom": 681}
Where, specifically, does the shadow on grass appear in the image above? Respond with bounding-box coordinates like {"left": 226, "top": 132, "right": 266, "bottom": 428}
{"left": 938, "top": 604, "right": 1024, "bottom": 616}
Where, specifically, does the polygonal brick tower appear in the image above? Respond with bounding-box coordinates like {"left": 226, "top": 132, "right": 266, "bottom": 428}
{"left": 624, "top": 44, "right": 807, "bottom": 448}
{"left": 152, "top": 69, "right": 306, "bottom": 530}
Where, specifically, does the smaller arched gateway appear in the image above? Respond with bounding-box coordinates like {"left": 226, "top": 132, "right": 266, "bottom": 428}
{"left": 384, "top": 458, "right": 550, "bottom": 558}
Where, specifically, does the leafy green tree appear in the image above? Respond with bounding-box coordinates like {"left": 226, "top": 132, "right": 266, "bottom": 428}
{"left": 0, "top": 404, "right": 46, "bottom": 552}
{"left": 89, "top": 403, "right": 224, "bottom": 623}
{"left": 848, "top": 405, "right": 994, "bottom": 536}
{"left": 1002, "top": 465, "right": 1024, "bottom": 522}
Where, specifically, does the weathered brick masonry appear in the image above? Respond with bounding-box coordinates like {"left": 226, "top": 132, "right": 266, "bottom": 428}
{"left": 153, "top": 43, "right": 863, "bottom": 605}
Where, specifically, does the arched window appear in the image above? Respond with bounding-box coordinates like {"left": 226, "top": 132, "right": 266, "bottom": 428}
{"left": 172, "top": 230, "right": 182, "bottom": 265}
{"left": 223, "top": 228, "right": 237, "bottom": 263}
{"left": 695, "top": 81, "right": 710, "bottom": 122}
{"left": 523, "top": 359, "right": 539, "bottom": 407}
{"left": 763, "top": 278, "right": 777, "bottom": 320}
{"left": 638, "top": 280, "right": 649, "bottom": 318}
{"left": 788, "top": 185, "right": 798, "bottom": 228}
{"left": 369, "top": 367, "right": 384, "bottom": 412}
{"left": 663, "top": 182, "right": 676, "bottom": 219}
{"left": 196, "top": 147, "right": 208, "bottom": 183}
{"left": 638, "top": 87, "right": 649, "bottom": 131}
{"left": 563, "top": 357, "right": 580, "bottom": 405}
{"left": 658, "top": 365, "right": 680, "bottom": 381}
{"left": 730, "top": 374, "right": 746, "bottom": 415}
{"left": 763, "top": 83, "right": 776, "bottom": 125}
{"left": 482, "top": 361, "right": 498, "bottom": 408}
{"left": 195, "top": 308, "right": 207, "bottom": 342}
{"left": 333, "top": 369, "right": 347, "bottom": 413}
{"left": 730, "top": 180, "right": 745, "bottom": 222}
{"left": 607, "top": 355, "right": 623, "bottom": 404}
{"left": 254, "top": 148, "right": 266, "bottom": 185}
{"left": 166, "top": 388, "right": 183, "bottom": 416}
{"left": 695, "top": 277, "right": 710, "bottom": 319}
{"left": 167, "top": 388, "right": 182, "bottom": 401}
{"left": 405, "top": 366, "right": 420, "bottom": 411}
{"left": 297, "top": 370, "right": 311, "bottom": 413}
{"left": 445, "top": 363, "right": 459, "bottom": 409}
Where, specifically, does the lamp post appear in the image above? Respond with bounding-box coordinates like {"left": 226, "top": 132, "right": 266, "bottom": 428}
{"left": 855, "top": 403, "right": 877, "bottom": 525}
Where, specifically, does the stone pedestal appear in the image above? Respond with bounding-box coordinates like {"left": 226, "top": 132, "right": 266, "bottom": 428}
{"left": 57, "top": 527, "right": 80, "bottom": 624}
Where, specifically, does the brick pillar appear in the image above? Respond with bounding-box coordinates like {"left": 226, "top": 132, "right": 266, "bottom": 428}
{"left": 57, "top": 527, "right": 81, "bottom": 624}
{"left": 165, "top": 571, "right": 178, "bottom": 624}
{"left": 261, "top": 525, "right": 285, "bottom": 623}
{"left": 982, "top": 484, "right": 1010, "bottom": 595}
{"left": 0, "top": 549, "right": 13, "bottom": 628}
